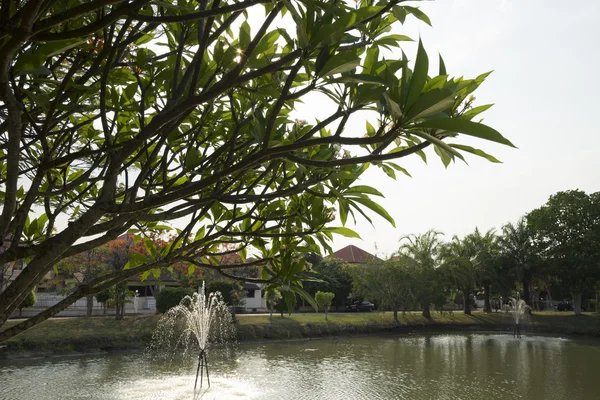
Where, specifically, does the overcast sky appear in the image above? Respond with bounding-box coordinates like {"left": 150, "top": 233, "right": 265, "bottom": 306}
{"left": 300, "top": 0, "right": 600, "bottom": 258}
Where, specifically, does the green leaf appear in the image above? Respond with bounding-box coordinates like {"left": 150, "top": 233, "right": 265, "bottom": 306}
{"left": 462, "top": 104, "right": 494, "bottom": 120}
{"left": 439, "top": 53, "right": 447, "bottom": 76}
{"left": 349, "top": 196, "right": 396, "bottom": 227}
{"left": 405, "top": 39, "right": 429, "bottom": 109}
{"left": 413, "top": 118, "right": 516, "bottom": 148}
{"left": 410, "top": 131, "right": 465, "bottom": 162}
{"left": 323, "top": 227, "right": 362, "bottom": 239}
{"left": 314, "top": 7, "right": 383, "bottom": 46}
{"left": 383, "top": 93, "right": 402, "bottom": 119}
{"left": 405, "top": 88, "right": 455, "bottom": 121}
{"left": 144, "top": 237, "right": 157, "bottom": 258}
{"left": 318, "top": 52, "right": 360, "bottom": 76}
{"left": 392, "top": 6, "right": 407, "bottom": 24}
{"left": 290, "top": 285, "right": 319, "bottom": 311}
{"left": 364, "top": 46, "right": 379, "bottom": 74}
{"left": 404, "top": 6, "right": 432, "bottom": 26}
{"left": 240, "top": 21, "right": 251, "bottom": 49}
{"left": 449, "top": 144, "right": 502, "bottom": 163}
{"left": 185, "top": 148, "right": 201, "bottom": 170}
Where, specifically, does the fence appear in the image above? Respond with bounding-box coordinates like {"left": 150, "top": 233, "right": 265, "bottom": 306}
{"left": 10, "top": 292, "right": 157, "bottom": 319}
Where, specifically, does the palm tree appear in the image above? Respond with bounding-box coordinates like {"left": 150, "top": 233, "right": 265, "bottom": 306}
{"left": 439, "top": 235, "right": 477, "bottom": 315}
{"left": 397, "top": 230, "right": 445, "bottom": 318}
{"left": 440, "top": 228, "right": 500, "bottom": 314}
{"left": 468, "top": 228, "right": 500, "bottom": 313}
{"left": 498, "top": 218, "right": 540, "bottom": 306}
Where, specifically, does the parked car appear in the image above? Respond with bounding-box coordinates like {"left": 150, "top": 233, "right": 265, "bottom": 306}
{"left": 555, "top": 301, "right": 586, "bottom": 312}
{"left": 345, "top": 301, "right": 376, "bottom": 312}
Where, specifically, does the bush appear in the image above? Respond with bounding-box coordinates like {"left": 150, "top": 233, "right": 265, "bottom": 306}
{"left": 156, "top": 287, "right": 194, "bottom": 313}
{"left": 18, "top": 289, "right": 37, "bottom": 317}
{"left": 206, "top": 280, "right": 243, "bottom": 307}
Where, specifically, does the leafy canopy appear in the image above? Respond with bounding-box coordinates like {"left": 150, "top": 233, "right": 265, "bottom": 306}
{"left": 0, "top": 0, "right": 512, "bottom": 340}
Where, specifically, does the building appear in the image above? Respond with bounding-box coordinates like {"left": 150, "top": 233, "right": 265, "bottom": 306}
{"left": 332, "top": 245, "right": 381, "bottom": 264}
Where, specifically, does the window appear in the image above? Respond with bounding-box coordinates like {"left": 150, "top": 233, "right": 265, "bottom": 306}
{"left": 246, "top": 289, "right": 256, "bottom": 298}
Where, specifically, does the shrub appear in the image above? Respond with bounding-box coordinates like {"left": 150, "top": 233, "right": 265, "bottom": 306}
{"left": 18, "top": 289, "right": 37, "bottom": 317}
{"left": 206, "top": 280, "right": 243, "bottom": 307}
{"left": 156, "top": 287, "right": 194, "bottom": 313}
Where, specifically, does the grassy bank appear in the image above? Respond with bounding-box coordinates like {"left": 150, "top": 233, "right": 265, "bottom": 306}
{"left": 2, "top": 311, "right": 600, "bottom": 359}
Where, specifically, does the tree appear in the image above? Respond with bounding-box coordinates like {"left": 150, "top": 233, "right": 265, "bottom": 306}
{"left": 349, "top": 258, "right": 412, "bottom": 322}
{"left": 527, "top": 190, "right": 600, "bottom": 315}
{"left": 0, "top": 1, "right": 512, "bottom": 342}
{"left": 18, "top": 288, "right": 36, "bottom": 317}
{"left": 439, "top": 235, "right": 477, "bottom": 315}
{"left": 55, "top": 246, "right": 111, "bottom": 317}
{"left": 439, "top": 228, "right": 499, "bottom": 314}
{"left": 304, "top": 257, "right": 353, "bottom": 311}
{"left": 206, "top": 279, "right": 245, "bottom": 319}
{"left": 265, "top": 288, "right": 281, "bottom": 320}
{"left": 156, "top": 287, "right": 194, "bottom": 313}
{"left": 498, "top": 218, "right": 541, "bottom": 307}
{"left": 95, "top": 288, "right": 113, "bottom": 314}
{"left": 315, "top": 291, "right": 335, "bottom": 321}
{"left": 397, "top": 230, "right": 445, "bottom": 318}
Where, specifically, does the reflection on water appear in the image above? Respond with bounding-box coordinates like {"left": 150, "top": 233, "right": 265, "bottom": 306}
{"left": 2, "top": 334, "right": 600, "bottom": 400}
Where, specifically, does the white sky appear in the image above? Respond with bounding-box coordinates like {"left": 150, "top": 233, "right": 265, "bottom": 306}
{"left": 301, "top": 0, "right": 600, "bottom": 258}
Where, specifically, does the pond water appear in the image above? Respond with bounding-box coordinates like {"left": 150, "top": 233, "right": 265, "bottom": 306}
{"left": 2, "top": 333, "right": 600, "bottom": 400}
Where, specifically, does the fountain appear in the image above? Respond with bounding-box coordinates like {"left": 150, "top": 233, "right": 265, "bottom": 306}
{"left": 149, "top": 282, "right": 236, "bottom": 394}
{"left": 507, "top": 295, "right": 530, "bottom": 338}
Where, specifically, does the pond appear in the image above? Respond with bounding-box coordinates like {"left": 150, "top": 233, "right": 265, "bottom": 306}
{"left": 2, "top": 333, "right": 600, "bottom": 400}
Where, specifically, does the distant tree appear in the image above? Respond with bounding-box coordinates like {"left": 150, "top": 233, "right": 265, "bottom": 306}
{"left": 55, "top": 246, "right": 111, "bottom": 317}
{"left": 18, "top": 289, "right": 36, "bottom": 317}
{"left": 527, "top": 190, "right": 600, "bottom": 315}
{"left": 95, "top": 288, "right": 113, "bottom": 315}
{"left": 155, "top": 287, "right": 194, "bottom": 313}
{"left": 498, "top": 218, "right": 542, "bottom": 307}
{"left": 440, "top": 236, "right": 477, "bottom": 315}
{"left": 265, "top": 289, "right": 282, "bottom": 321}
{"left": 315, "top": 291, "right": 335, "bottom": 321}
{"left": 349, "top": 259, "right": 412, "bottom": 322}
{"left": 304, "top": 258, "right": 353, "bottom": 311}
{"left": 439, "top": 228, "right": 499, "bottom": 315}
{"left": 206, "top": 279, "right": 245, "bottom": 320}
{"left": 397, "top": 230, "right": 445, "bottom": 318}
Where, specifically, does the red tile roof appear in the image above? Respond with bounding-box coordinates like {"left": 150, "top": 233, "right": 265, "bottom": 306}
{"left": 332, "top": 245, "right": 380, "bottom": 264}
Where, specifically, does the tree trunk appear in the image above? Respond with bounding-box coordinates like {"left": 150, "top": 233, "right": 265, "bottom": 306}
{"left": 573, "top": 292, "right": 582, "bottom": 316}
{"left": 393, "top": 309, "right": 398, "bottom": 322}
{"left": 325, "top": 310, "right": 328, "bottom": 321}
{"left": 483, "top": 282, "right": 492, "bottom": 313}
{"left": 463, "top": 289, "right": 471, "bottom": 315}
{"left": 86, "top": 295, "right": 93, "bottom": 317}
{"left": 422, "top": 302, "right": 431, "bottom": 319}
{"left": 523, "top": 279, "right": 531, "bottom": 306}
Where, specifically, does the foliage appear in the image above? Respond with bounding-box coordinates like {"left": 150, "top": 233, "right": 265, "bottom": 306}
{"left": 498, "top": 218, "right": 541, "bottom": 305}
{"left": 95, "top": 288, "right": 113, "bottom": 309}
{"left": 527, "top": 190, "right": 600, "bottom": 314}
{"left": 0, "top": 0, "right": 511, "bottom": 341}
{"left": 304, "top": 257, "right": 353, "bottom": 310}
{"left": 348, "top": 259, "right": 412, "bottom": 321}
{"left": 315, "top": 291, "right": 335, "bottom": 311}
{"left": 439, "top": 228, "right": 498, "bottom": 314}
{"left": 265, "top": 288, "right": 281, "bottom": 320}
{"left": 20, "top": 289, "right": 37, "bottom": 311}
{"left": 396, "top": 230, "right": 446, "bottom": 318}
{"left": 155, "top": 287, "right": 194, "bottom": 313}
{"left": 206, "top": 279, "right": 244, "bottom": 307}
